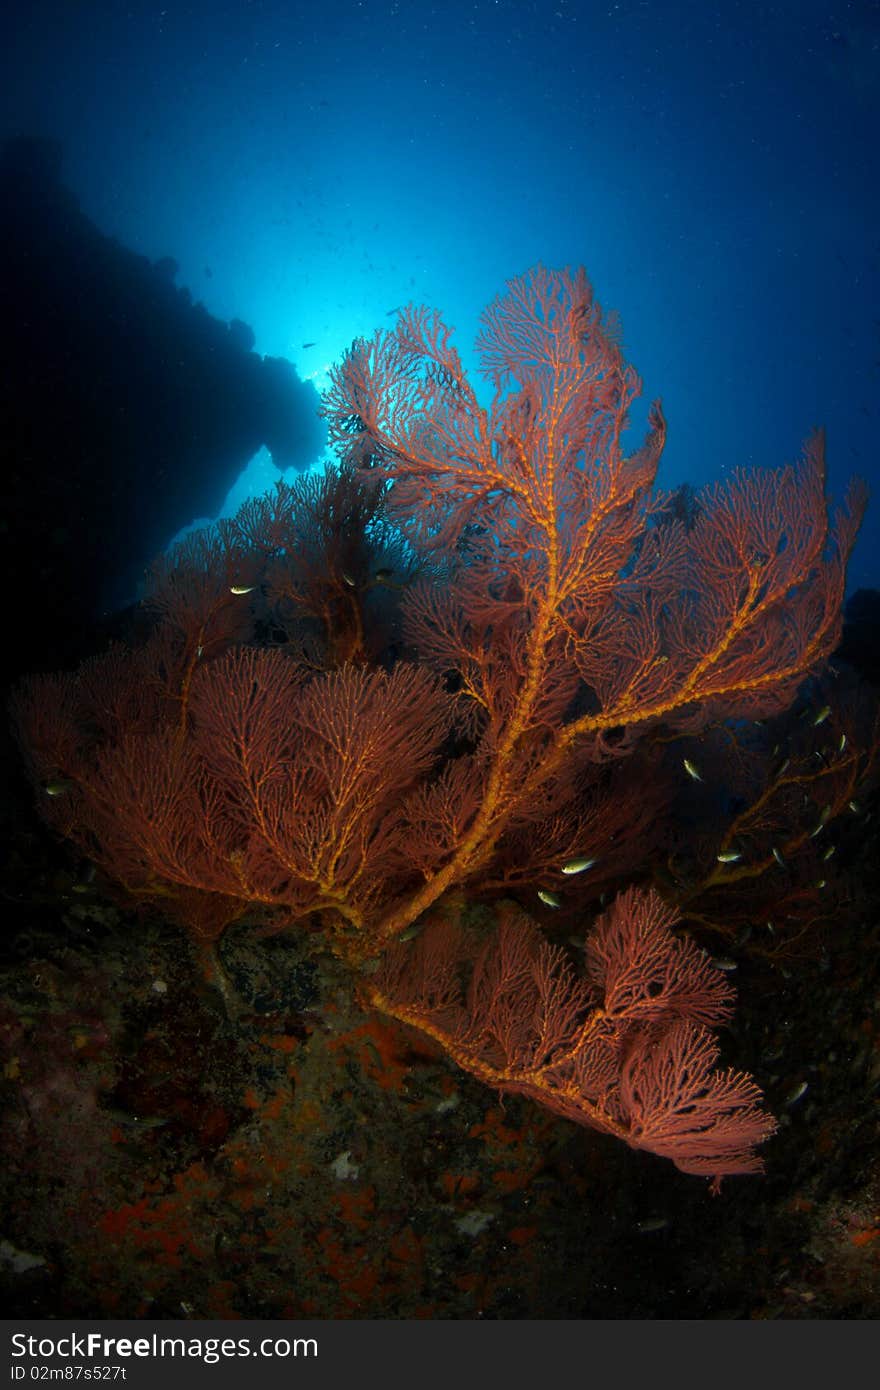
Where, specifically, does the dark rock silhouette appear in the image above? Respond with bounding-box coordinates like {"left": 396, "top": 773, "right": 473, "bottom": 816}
{"left": 0, "top": 135, "right": 325, "bottom": 677}
{"left": 838, "top": 588, "right": 880, "bottom": 687}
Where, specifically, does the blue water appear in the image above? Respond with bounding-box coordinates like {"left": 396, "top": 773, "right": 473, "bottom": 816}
{"left": 4, "top": 0, "right": 878, "bottom": 587}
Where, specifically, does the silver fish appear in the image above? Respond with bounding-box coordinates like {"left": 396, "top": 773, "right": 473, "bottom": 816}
{"left": 635, "top": 1216, "right": 670, "bottom": 1233}
{"left": 399, "top": 920, "right": 427, "bottom": 943}
{"left": 44, "top": 779, "right": 74, "bottom": 796}
{"left": 561, "top": 856, "right": 598, "bottom": 875}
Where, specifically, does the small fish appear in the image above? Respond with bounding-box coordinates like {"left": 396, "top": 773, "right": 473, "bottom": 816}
{"left": 766, "top": 919, "right": 776, "bottom": 935}
{"left": 682, "top": 758, "right": 702, "bottom": 782}
{"left": 710, "top": 957, "right": 738, "bottom": 972}
{"left": 398, "top": 920, "right": 427, "bottom": 943}
{"left": 301, "top": 341, "right": 316, "bottom": 348}
{"left": 785, "top": 1080, "right": 809, "bottom": 1107}
{"left": 838, "top": 733, "right": 847, "bottom": 753}
{"left": 815, "top": 879, "right": 827, "bottom": 890}
{"left": 385, "top": 306, "right": 403, "bottom": 316}
{"left": 538, "top": 890, "right": 561, "bottom": 908}
{"left": 822, "top": 844, "right": 836, "bottom": 861}
{"left": 772, "top": 846, "right": 786, "bottom": 868}
{"left": 196, "top": 644, "right": 204, "bottom": 658}
{"left": 776, "top": 758, "right": 790, "bottom": 776}
{"left": 341, "top": 571, "right": 357, "bottom": 587}
{"left": 635, "top": 1216, "right": 670, "bottom": 1233}
{"left": 44, "top": 779, "right": 74, "bottom": 797}
{"left": 849, "top": 800, "right": 861, "bottom": 814}
{"left": 716, "top": 850, "right": 742, "bottom": 863}
{"left": 561, "top": 856, "right": 598, "bottom": 875}
{"left": 230, "top": 585, "right": 256, "bottom": 595}
{"left": 813, "top": 705, "right": 831, "bottom": 727}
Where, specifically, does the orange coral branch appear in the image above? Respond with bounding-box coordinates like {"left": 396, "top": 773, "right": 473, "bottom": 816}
{"left": 370, "top": 889, "right": 775, "bottom": 1183}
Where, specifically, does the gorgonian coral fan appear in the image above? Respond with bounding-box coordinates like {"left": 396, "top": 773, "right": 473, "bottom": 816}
{"left": 13, "top": 266, "right": 867, "bottom": 1184}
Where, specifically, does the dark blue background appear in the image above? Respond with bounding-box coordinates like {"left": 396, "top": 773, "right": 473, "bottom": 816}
{"left": 4, "top": 0, "right": 877, "bottom": 588}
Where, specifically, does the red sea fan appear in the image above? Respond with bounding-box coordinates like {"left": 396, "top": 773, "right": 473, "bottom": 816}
{"left": 370, "top": 887, "right": 775, "bottom": 1185}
